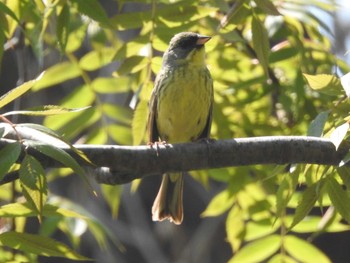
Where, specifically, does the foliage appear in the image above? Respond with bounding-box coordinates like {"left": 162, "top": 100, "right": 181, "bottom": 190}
{"left": 0, "top": 0, "right": 350, "bottom": 262}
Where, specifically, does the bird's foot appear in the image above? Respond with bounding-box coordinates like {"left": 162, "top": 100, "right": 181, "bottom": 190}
{"left": 148, "top": 141, "right": 168, "bottom": 156}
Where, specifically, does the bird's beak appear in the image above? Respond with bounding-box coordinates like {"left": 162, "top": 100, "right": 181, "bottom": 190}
{"left": 196, "top": 35, "right": 211, "bottom": 45}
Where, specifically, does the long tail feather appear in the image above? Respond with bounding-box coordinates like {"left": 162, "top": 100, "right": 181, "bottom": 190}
{"left": 152, "top": 173, "right": 183, "bottom": 224}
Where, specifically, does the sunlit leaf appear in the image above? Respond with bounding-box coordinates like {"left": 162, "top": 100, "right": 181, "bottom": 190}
{"left": 245, "top": 219, "right": 280, "bottom": 241}
{"left": 303, "top": 73, "right": 342, "bottom": 96}
{"left": 91, "top": 77, "right": 130, "bottom": 93}
{"left": 79, "top": 48, "right": 117, "bottom": 71}
{"left": 340, "top": 72, "right": 350, "bottom": 97}
{"left": 0, "top": 231, "right": 90, "bottom": 260}
{"left": 202, "top": 189, "right": 236, "bottom": 217}
{"left": 284, "top": 235, "right": 331, "bottom": 263}
{"left": 0, "top": 1, "right": 20, "bottom": 23}
{"left": 226, "top": 206, "right": 245, "bottom": 251}
{"left": 132, "top": 100, "right": 148, "bottom": 145}
{"left": 33, "top": 63, "right": 80, "bottom": 91}
{"left": 110, "top": 3, "right": 217, "bottom": 30}
{"left": 0, "top": 73, "right": 43, "bottom": 108}
{"left": 44, "top": 107, "right": 100, "bottom": 138}
{"left": 329, "top": 122, "right": 349, "bottom": 150}
{"left": 3, "top": 105, "right": 90, "bottom": 117}
{"left": 268, "top": 254, "right": 297, "bottom": 263}
{"left": 0, "top": 203, "right": 88, "bottom": 219}
{"left": 228, "top": 235, "right": 281, "bottom": 263}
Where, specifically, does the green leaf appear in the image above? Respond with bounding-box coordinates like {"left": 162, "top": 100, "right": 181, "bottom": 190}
{"left": 286, "top": 215, "right": 350, "bottom": 233}
{"left": 107, "top": 124, "right": 132, "bottom": 145}
{"left": 3, "top": 105, "right": 90, "bottom": 117}
{"left": 245, "top": 219, "right": 281, "bottom": 241}
{"left": 0, "top": 74, "right": 42, "bottom": 108}
{"left": 330, "top": 122, "right": 349, "bottom": 150}
{"left": 44, "top": 107, "right": 100, "bottom": 138}
{"left": 327, "top": 177, "right": 350, "bottom": 223}
{"left": 0, "top": 203, "right": 88, "bottom": 219}
{"left": 19, "top": 155, "right": 47, "bottom": 221}
{"left": 303, "top": 73, "right": 342, "bottom": 96}
{"left": 110, "top": 3, "right": 217, "bottom": 30}
{"left": 251, "top": 15, "right": 270, "bottom": 77}
{"left": 33, "top": 62, "right": 81, "bottom": 91}
{"left": 91, "top": 77, "right": 130, "bottom": 93}
{"left": 340, "top": 72, "right": 350, "bottom": 97}
{"left": 218, "top": 0, "right": 250, "bottom": 29}
{"left": 102, "top": 103, "right": 132, "bottom": 125}
{"left": 307, "top": 111, "right": 329, "bottom": 137}
{"left": 254, "top": 0, "right": 281, "bottom": 16}
{"left": 56, "top": 3, "right": 70, "bottom": 52}
{"left": 202, "top": 189, "right": 236, "bottom": 217}
{"left": 0, "top": 231, "right": 90, "bottom": 260}
{"left": 269, "top": 47, "right": 298, "bottom": 63}
{"left": 116, "top": 56, "right": 149, "bottom": 75}
{"left": 276, "top": 172, "right": 299, "bottom": 218}
{"left": 24, "top": 141, "right": 85, "bottom": 178}
{"left": 16, "top": 123, "right": 93, "bottom": 168}
{"left": 284, "top": 235, "right": 331, "bottom": 263}
{"left": 101, "top": 185, "right": 122, "bottom": 218}
{"left": 289, "top": 182, "right": 320, "bottom": 230}
{"left": 228, "top": 235, "right": 281, "bottom": 263}
{"left": 66, "top": 23, "right": 88, "bottom": 53}
{"left": 79, "top": 48, "right": 117, "bottom": 71}
{"left": 268, "top": 254, "right": 297, "bottom": 263}
{"left": 59, "top": 84, "right": 95, "bottom": 108}
{"left": 157, "top": 5, "right": 218, "bottom": 27}
{"left": 132, "top": 99, "right": 148, "bottom": 145}
{"left": 0, "top": 142, "right": 21, "bottom": 181}
{"left": 226, "top": 206, "right": 245, "bottom": 251}
{"left": 73, "top": 0, "right": 111, "bottom": 28}
{"left": 0, "top": 1, "right": 20, "bottom": 23}
{"left": 337, "top": 166, "right": 350, "bottom": 191}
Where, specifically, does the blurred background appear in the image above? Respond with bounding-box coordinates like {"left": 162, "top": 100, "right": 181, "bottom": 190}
{"left": 1, "top": 0, "right": 350, "bottom": 262}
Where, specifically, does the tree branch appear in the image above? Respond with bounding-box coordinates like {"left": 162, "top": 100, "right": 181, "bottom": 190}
{"left": 0, "top": 136, "right": 347, "bottom": 185}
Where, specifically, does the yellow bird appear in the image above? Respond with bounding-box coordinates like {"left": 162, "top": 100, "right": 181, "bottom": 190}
{"left": 147, "top": 32, "right": 213, "bottom": 224}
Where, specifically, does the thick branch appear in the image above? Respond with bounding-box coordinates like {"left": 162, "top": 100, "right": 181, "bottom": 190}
{"left": 0, "top": 136, "right": 348, "bottom": 185}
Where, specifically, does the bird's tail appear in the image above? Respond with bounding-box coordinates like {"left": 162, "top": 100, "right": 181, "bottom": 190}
{"left": 152, "top": 173, "right": 184, "bottom": 225}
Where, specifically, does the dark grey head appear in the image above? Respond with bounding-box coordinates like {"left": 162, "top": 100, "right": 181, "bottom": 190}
{"left": 162, "top": 32, "right": 211, "bottom": 67}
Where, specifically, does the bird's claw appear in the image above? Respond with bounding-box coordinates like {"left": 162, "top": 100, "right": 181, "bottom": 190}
{"left": 148, "top": 141, "right": 168, "bottom": 156}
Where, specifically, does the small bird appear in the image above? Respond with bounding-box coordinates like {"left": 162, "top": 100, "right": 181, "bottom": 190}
{"left": 147, "top": 32, "right": 213, "bottom": 224}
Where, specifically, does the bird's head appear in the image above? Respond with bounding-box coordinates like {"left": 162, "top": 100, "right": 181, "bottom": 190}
{"left": 163, "top": 32, "right": 211, "bottom": 67}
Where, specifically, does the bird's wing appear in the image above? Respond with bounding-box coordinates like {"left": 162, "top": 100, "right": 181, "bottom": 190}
{"left": 198, "top": 73, "right": 214, "bottom": 140}
{"left": 147, "top": 73, "right": 162, "bottom": 143}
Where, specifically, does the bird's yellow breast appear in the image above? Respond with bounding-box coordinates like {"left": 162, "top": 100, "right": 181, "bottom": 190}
{"left": 156, "top": 65, "right": 212, "bottom": 143}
